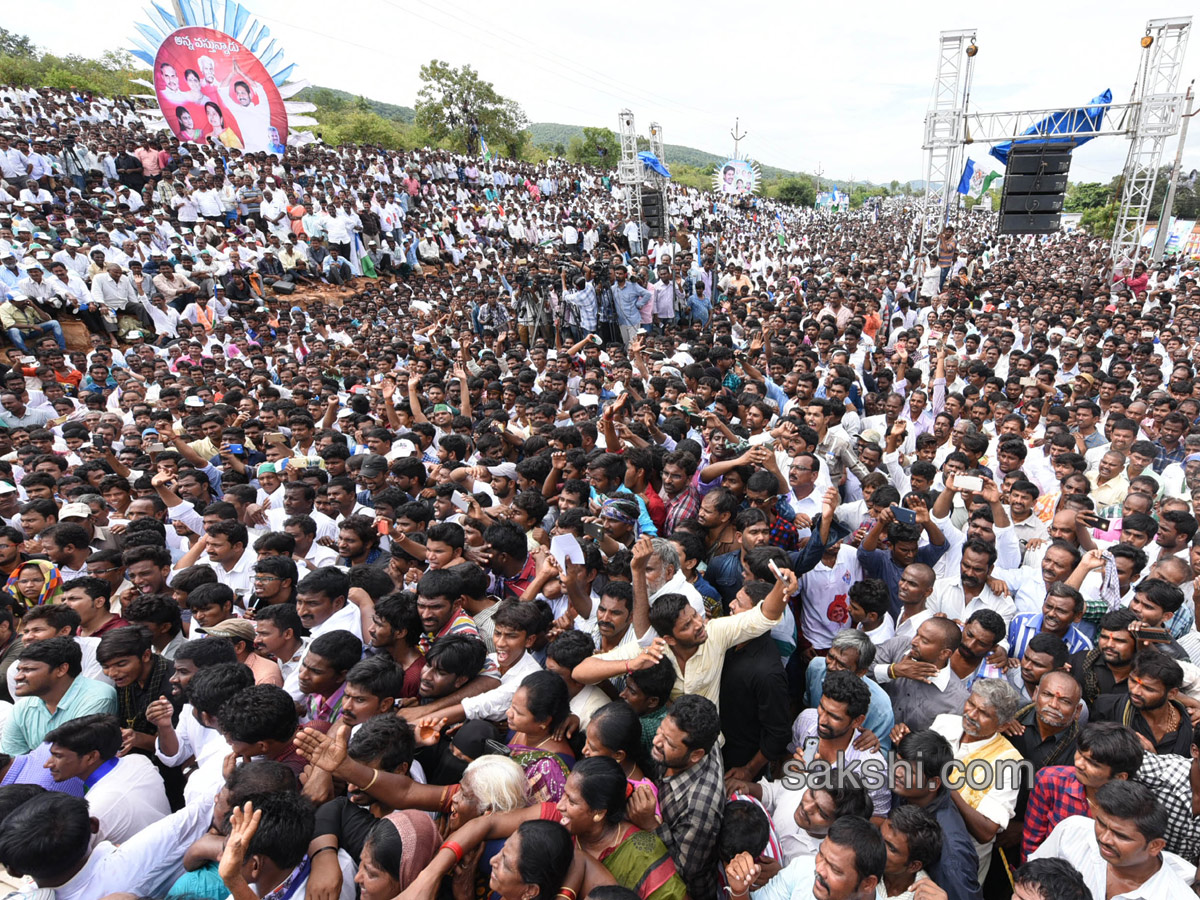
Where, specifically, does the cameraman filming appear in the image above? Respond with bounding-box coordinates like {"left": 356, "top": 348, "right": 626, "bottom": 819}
{"left": 561, "top": 268, "right": 596, "bottom": 343}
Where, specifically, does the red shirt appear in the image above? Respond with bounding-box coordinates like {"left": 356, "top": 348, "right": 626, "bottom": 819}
{"left": 89, "top": 615, "right": 130, "bottom": 637}
{"left": 401, "top": 655, "right": 424, "bottom": 698}
{"left": 267, "top": 740, "right": 309, "bottom": 776}
{"left": 642, "top": 485, "right": 667, "bottom": 532}
{"left": 1021, "top": 765, "right": 1089, "bottom": 861}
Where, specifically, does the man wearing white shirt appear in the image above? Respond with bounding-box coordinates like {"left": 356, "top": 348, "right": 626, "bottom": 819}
{"left": 267, "top": 483, "right": 339, "bottom": 541}
{"left": 201, "top": 521, "right": 257, "bottom": 599}
{"left": 798, "top": 543, "right": 861, "bottom": 654}
{"left": 45, "top": 712, "right": 171, "bottom": 844}
{"left": 636, "top": 538, "right": 705, "bottom": 621}
{"left": 430, "top": 600, "right": 543, "bottom": 725}
{"left": 296, "top": 566, "right": 363, "bottom": 642}
{"left": 90, "top": 262, "right": 136, "bottom": 313}
{"left": 0, "top": 789, "right": 214, "bottom": 900}
{"left": 151, "top": 642, "right": 245, "bottom": 806}
{"left": 6, "top": 610, "right": 111, "bottom": 702}
{"left": 52, "top": 242, "right": 91, "bottom": 280}
{"left": 284, "top": 517, "right": 339, "bottom": 570}
{"left": 1030, "top": 781, "right": 1196, "bottom": 900}
{"left": 927, "top": 541, "right": 1017, "bottom": 628}
{"left": 726, "top": 817, "right": 884, "bottom": 900}
{"left": 192, "top": 182, "right": 224, "bottom": 220}
{"left": 46, "top": 261, "right": 90, "bottom": 309}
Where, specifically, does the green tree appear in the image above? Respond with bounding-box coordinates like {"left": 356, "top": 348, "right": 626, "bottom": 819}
{"left": 849, "top": 185, "right": 887, "bottom": 209}
{"left": 775, "top": 177, "right": 816, "bottom": 207}
{"left": 307, "top": 88, "right": 346, "bottom": 111}
{"left": 668, "top": 163, "right": 711, "bottom": 191}
{"left": 415, "top": 60, "right": 527, "bottom": 156}
{"left": 1064, "top": 181, "right": 1112, "bottom": 211}
{"left": 1080, "top": 203, "right": 1119, "bottom": 237}
{"left": 503, "top": 129, "right": 534, "bottom": 161}
{"left": 325, "top": 111, "right": 404, "bottom": 149}
{"left": 0, "top": 28, "right": 35, "bottom": 58}
{"left": 567, "top": 126, "right": 620, "bottom": 168}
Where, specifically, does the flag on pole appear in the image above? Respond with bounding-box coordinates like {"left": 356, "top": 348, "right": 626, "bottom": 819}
{"left": 957, "top": 159, "right": 1001, "bottom": 199}
{"left": 480, "top": 135, "right": 491, "bottom": 161}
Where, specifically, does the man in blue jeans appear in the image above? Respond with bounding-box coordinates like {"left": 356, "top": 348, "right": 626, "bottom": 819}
{"left": 0, "top": 292, "right": 65, "bottom": 352}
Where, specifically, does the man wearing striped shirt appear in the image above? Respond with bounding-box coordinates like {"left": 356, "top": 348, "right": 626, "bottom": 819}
{"left": 1008, "top": 584, "right": 1094, "bottom": 661}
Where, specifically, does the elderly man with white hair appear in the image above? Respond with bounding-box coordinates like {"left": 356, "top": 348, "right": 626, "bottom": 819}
{"left": 929, "top": 678, "right": 1026, "bottom": 882}
{"left": 631, "top": 535, "right": 705, "bottom": 621}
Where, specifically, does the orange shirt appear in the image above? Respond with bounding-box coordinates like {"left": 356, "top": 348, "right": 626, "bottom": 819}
{"left": 245, "top": 649, "right": 283, "bottom": 686}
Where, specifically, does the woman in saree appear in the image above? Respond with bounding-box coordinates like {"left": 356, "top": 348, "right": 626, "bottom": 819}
{"left": 503, "top": 670, "right": 575, "bottom": 803}
{"left": 398, "top": 756, "right": 684, "bottom": 900}
{"left": 352, "top": 809, "right": 440, "bottom": 900}
{"left": 581, "top": 702, "right": 658, "bottom": 812}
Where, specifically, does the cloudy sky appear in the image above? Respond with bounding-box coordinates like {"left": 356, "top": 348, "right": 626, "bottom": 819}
{"left": 14, "top": 1, "right": 1199, "bottom": 185}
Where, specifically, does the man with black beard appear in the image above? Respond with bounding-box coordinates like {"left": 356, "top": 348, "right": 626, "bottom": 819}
{"left": 1093, "top": 648, "right": 1193, "bottom": 756}
{"left": 1069, "top": 608, "right": 1138, "bottom": 709}
{"left": 948, "top": 609, "right": 1007, "bottom": 684}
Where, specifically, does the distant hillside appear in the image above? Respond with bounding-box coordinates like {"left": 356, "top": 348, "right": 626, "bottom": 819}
{"left": 299, "top": 86, "right": 415, "bottom": 123}
{"left": 299, "top": 99, "right": 871, "bottom": 183}
{"left": 527, "top": 122, "right": 817, "bottom": 181}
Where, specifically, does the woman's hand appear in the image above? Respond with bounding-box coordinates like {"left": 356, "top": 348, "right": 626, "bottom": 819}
{"left": 450, "top": 843, "right": 484, "bottom": 900}
{"left": 294, "top": 723, "right": 350, "bottom": 774}
{"left": 415, "top": 717, "right": 449, "bottom": 747}
{"left": 305, "top": 844, "right": 344, "bottom": 900}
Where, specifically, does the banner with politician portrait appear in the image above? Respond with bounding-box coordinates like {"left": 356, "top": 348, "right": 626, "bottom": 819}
{"left": 153, "top": 27, "right": 288, "bottom": 155}
{"left": 713, "top": 158, "right": 759, "bottom": 196}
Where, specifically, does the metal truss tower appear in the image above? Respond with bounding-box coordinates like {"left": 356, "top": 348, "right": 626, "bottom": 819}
{"left": 648, "top": 121, "right": 667, "bottom": 225}
{"left": 1111, "top": 17, "right": 1192, "bottom": 272}
{"left": 648, "top": 122, "right": 666, "bottom": 182}
{"left": 919, "top": 29, "right": 977, "bottom": 255}
{"left": 618, "top": 109, "right": 643, "bottom": 226}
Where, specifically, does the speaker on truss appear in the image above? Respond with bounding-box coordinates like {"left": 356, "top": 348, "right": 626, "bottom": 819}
{"left": 642, "top": 189, "right": 665, "bottom": 239}
{"left": 998, "top": 143, "right": 1073, "bottom": 234}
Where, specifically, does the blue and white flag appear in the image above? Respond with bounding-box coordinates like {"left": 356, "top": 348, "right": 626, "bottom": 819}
{"left": 957, "top": 159, "right": 1000, "bottom": 198}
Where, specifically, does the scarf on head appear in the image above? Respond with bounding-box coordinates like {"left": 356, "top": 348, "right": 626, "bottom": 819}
{"left": 600, "top": 498, "right": 638, "bottom": 528}
{"left": 384, "top": 808, "right": 440, "bottom": 889}
{"left": 5, "top": 559, "right": 63, "bottom": 610}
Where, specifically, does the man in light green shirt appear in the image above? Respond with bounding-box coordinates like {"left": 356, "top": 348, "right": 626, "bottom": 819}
{"left": 1, "top": 636, "right": 118, "bottom": 756}
{"left": 571, "top": 560, "right": 796, "bottom": 711}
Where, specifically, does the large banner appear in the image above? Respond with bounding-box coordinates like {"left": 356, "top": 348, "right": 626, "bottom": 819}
{"left": 714, "top": 158, "right": 759, "bottom": 196}
{"left": 816, "top": 190, "right": 849, "bottom": 210}
{"left": 1140, "top": 219, "right": 1196, "bottom": 255}
{"left": 1186, "top": 222, "right": 1200, "bottom": 259}
{"left": 153, "top": 26, "right": 287, "bottom": 154}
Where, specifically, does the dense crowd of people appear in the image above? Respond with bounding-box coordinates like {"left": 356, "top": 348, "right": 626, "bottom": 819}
{"left": 0, "top": 81, "right": 1195, "bottom": 900}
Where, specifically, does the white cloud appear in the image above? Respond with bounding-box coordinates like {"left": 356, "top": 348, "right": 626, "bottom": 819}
{"left": 11, "top": 0, "right": 1199, "bottom": 183}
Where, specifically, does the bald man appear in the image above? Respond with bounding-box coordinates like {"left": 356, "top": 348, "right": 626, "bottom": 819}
{"left": 874, "top": 617, "right": 970, "bottom": 732}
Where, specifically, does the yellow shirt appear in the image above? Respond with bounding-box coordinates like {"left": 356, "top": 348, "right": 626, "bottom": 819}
{"left": 0, "top": 301, "right": 48, "bottom": 332}
{"left": 1088, "top": 471, "right": 1130, "bottom": 513}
